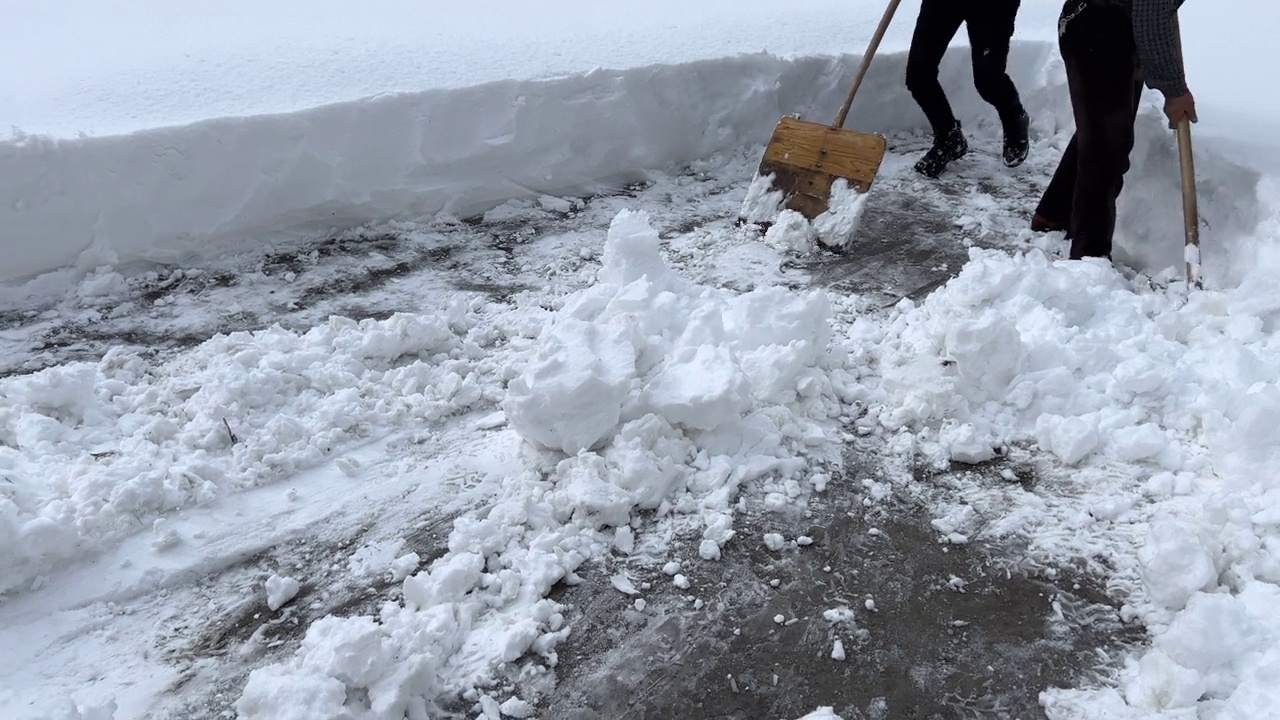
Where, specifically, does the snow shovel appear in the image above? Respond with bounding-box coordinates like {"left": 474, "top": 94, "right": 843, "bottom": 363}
{"left": 756, "top": 0, "right": 904, "bottom": 219}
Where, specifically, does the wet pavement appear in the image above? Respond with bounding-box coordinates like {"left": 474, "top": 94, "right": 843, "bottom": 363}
{"left": 540, "top": 442, "right": 1144, "bottom": 720}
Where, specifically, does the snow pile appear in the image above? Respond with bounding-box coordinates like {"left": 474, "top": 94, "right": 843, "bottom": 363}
{"left": 0, "top": 303, "right": 493, "bottom": 595}
{"left": 841, "top": 215, "right": 1280, "bottom": 714}
{"left": 236, "top": 209, "right": 850, "bottom": 717}
{"left": 847, "top": 247, "right": 1218, "bottom": 469}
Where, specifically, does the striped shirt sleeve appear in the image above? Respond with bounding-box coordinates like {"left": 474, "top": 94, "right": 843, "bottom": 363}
{"left": 1131, "top": 0, "right": 1188, "bottom": 97}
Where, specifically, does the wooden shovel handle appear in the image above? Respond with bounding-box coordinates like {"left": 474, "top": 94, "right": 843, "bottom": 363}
{"left": 1176, "top": 120, "right": 1198, "bottom": 245}
{"left": 1172, "top": 17, "right": 1201, "bottom": 288}
{"left": 833, "top": 0, "right": 905, "bottom": 129}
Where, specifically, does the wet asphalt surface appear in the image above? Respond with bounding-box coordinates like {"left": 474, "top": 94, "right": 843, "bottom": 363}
{"left": 539, "top": 441, "right": 1143, "bottom": 720}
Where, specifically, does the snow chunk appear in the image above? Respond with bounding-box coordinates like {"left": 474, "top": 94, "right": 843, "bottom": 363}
{"left": 266, "top": 574, "right": 300, "bottom": 611}
{"left": 297, "top": 615, "right": 392, "bottom": 687}
{"left": 597, "top": 209, "right": 686, "bottom": 291}
{"left": 1122, "top": 649, "right": 1208, "bottom": 711}
{"left": 1111, "top": 423, "right": 1169, "bottom": 462}
{"left": 499, "top": 697, "right": 536, "bottom": 718}
{"left": 811, "top": 180, "right": 870, "bottom": 250}
{"left": 614, "top": 525, "right": 635, "bottom": 554}
{"left": 501, "top": 318, "right": 636, "bottom": 455}
{"left": 1137, "top": 518, "right": 1219, "bottom": 610}
{"left": 403, "top": 551, "right": 484, "bottom": 610}
{"left": 237, "top": 665, "right": 349, "bottom": 720}
{"left": 739, "top": 172, "right": 785, "bottom": 225}
{"left": 642, "top": 344, "right": 752, "bottom": 430}
{"left": 823, "top": 606, "right": 856, "bottom": 624}
{"left": 1036, "top": 415, "right": 1100, "bottom": 466}
{"left": 795, "top": 707, "right": 846, "bottom": 720}
{"left": 764, "top": 210, "right": 818, "bottom": 253}
{"left": 699, "top": 538, "right": 722, "bottom": 561}
{"left": 1154, "top": 592, "right": 1259, "bottom": 674}
{"left": 610, "top": 573, "right": 640, "bottom": 596}
{"left": 390, "top": 553, "right": 420, "bottom": 582}
{"left": 938, "top": 421, "right": 996, "bottom": 464}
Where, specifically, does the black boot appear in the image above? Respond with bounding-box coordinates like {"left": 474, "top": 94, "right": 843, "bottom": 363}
{"left": 914, "top": 121, "right": 967, "bottom": 179}
{"left": 1002, "top": 110, "right": 1030, "bottom": 168}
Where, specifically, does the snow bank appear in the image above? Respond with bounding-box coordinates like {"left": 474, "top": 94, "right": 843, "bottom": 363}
{"left": 0, "top": 302, "right": 496, "bottom": 595}
{"left": 0, "top": 44, "right": 1059, "bottom": 286}
{"left": 235, "top": 209, "right": 851, "bottom": 717}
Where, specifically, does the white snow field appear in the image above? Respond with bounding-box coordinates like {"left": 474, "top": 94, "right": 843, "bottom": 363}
{"left": 4, "top": 0, "right": 1280, "bottom": 718}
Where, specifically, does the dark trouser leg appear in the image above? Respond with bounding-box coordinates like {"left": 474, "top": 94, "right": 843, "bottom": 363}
{"left": 1036, "top": 132, "right": 1079, "bottom": 227}
{"left": 1059, "top": 5, "right": 1142, "bottom": 259}
{"left": 905, "top": 0, "right": 966, "bottom": 136}
{"left": 1035, "top": 2, "right": 1142, "bottom": 257}
{"left": 964, "top": 0, "right": 1025, "bottom": 125}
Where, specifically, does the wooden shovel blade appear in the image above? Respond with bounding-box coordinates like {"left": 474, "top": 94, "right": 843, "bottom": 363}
{"left": 757, "top": 116, "right": 888, "bottom": 219}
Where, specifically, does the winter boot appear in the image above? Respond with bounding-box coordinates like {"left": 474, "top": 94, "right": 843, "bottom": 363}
{"left": 1002, "top": 110, "right": 1030, "bottom": 168}
{"left": 913, "top": 121, "right": 967, "bottom": 179}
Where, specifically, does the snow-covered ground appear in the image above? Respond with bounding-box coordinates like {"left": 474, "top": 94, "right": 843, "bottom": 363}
{"left": 6, "top": 1, "right": 1280, "bottom": 718}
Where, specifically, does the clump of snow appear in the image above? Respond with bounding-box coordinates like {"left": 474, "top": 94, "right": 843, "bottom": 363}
{"left": 265, "top": 574, "right": 300, "bottom": 611}
{"left": 746, "top": 177, "right": 870, "bottom": 253}
{"left": 830, "top": 638, "right": 846, "bottom": 661}
{"left": 822, "top": 606, "right": 856, "bottom": 624}
{"left": 1137, "top": 517, "right": 1220, "bottom": 611}
{"left": 390, "top": 553, "right": 420, "bottom": 583}
{"left": 739, "top": 172, "right": 786, "bottom": 226}
{"left": 498, "top": 696, "right": 536, "bottom": 718}
{"left": 795, "top": 707, "right": 845, "bottom": 720}
{"left": 810, "top": 179, "right": 871, "bottom": 250}
{"left": 610, "top": 572, "right": 640, "bottom": 595}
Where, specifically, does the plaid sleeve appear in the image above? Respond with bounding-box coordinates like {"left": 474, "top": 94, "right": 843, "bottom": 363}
{"left": 1131, "top": 0, "right": 1188, "bottom": 97}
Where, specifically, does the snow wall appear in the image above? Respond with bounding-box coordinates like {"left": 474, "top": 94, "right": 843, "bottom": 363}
{"left": 2, "top": 41, "right": 1267, "bottom": 290}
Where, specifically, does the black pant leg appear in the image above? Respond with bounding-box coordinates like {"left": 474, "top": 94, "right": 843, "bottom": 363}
{"left": 1037, "top": 132, "right": 1078, "bottom": 224}
{"left": 964, "top": 0, "right": 1025, "bottom": 125}
{"left": 1059, "top": 4, "right": 1141, "bottom": 259}
{"left": 905, "top": 0, "right": 967, "bottom": 136}
{"left": 1035, "top": 5, "right": 1081, "bottom": 225}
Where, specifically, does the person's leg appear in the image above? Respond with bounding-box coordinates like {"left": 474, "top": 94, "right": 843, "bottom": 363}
{"left": 1034, "top": 4, "right": 1080, "bottom": 231}
{"left": 1059, "top": 4, "right": 1141, "bottom": 259}
{"left": 965, "top": 0, "right": 1030, "bottom": 166}
{"left": 905, "top": 0, "right": 967, "bottom": 136}
{"left": 905, "top": 0, "right": 969, "bottom": 178}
